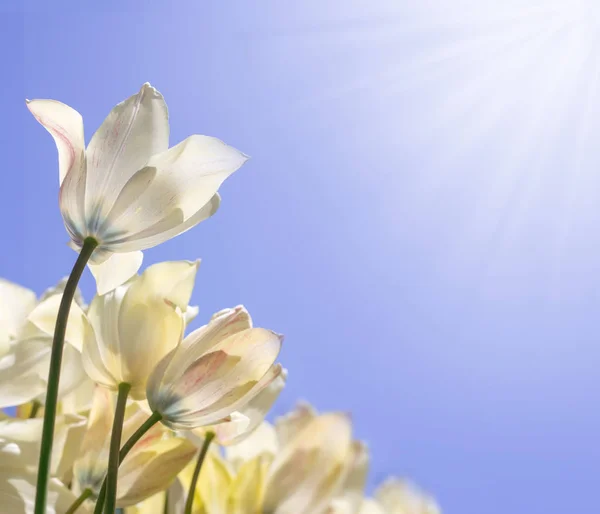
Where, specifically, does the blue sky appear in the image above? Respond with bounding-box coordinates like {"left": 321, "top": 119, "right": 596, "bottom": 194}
{"left": 2, "top": 1, "right": 600, "bottom": 512}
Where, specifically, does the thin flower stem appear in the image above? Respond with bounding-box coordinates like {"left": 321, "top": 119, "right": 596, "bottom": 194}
{"left": 184, "top": 432, "right": 215, "bottom": 514}
{"left": 104, "top": 382, "right": 132, "bottom": 514}
{"left": 65, "top": 488, "right": 93, "bottom": 514}
{"left": 34, "top": 237, "right": 98, "bottom": 514}
{"left": 28, "top": 400, "right": 41, "bottom": 419}
{"left": 163, "top": 490, "right": 169, "bottom": 514}
{"left": 93, "top": 411, "right": 163, "bottom": 514}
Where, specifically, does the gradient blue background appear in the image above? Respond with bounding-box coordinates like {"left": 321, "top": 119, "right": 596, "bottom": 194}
{"left": 2, "top": 1, "right": 599, "bottom": 512}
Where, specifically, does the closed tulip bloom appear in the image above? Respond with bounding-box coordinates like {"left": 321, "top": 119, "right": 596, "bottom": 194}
{"left": 262, "top": 409, "right": 354, "bottom": 514}
{"left": 27, "top": 84, "right": 248, "bottom": 293}
{"left": 147, "top": 305, "right": 283, "bottom": 430}
{"left": 74, "top": 388, "right": 196, "bottom": 507}
{"left": 82, "top": 260, "right": 198, "bottom": 399}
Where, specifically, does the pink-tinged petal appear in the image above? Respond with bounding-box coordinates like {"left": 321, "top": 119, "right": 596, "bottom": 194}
{"left": 85, "top": 83, "right": 169, "bottom": 232}
{"left": 26, "top": 99, "right": 85, "bottom": 185}
{"left": 88, "top": 251, "right": 144, "bottom": 295}
{"left": 214, "top": 366, "right": 287, "bottom": 445}
{"left": 153, "top": 330, "right": 283, "bottom": 429}
{"left": 159, "top": 305, "right": 252, "bottom": 386}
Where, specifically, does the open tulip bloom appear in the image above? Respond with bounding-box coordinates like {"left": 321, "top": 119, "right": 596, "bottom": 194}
{"left": 1, "top": 84, "right": 441, "bottom": 514}
{"left": 27, "top": 83, "right": 248, "bottom": 293}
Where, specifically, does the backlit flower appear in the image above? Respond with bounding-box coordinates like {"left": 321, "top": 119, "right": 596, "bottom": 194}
{"left": 82, "top": 260, "right": 198, "bottom": 399}
{"left": 147, "top": 305, "right": 283, "bottom": 430}
{"left": 27, "top": 84, "right": 248, "bottom": 293}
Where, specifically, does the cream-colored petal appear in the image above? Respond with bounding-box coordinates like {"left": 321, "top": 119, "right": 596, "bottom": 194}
{"left": 264, "top": 413, "right": 354, "bottom": 514}
{"left": 229, "top": 455, "right": 270, "bottom": 514}
{"left": 89, "top": 251, "right": 143, "bottom": 295}
{"left": 122, "top": 259, "right": 199, "bottom": 311}
{"left": 374, "top": 479, "right": 440, "bottom": 514}
{"left": 99, "top": 137, "right": 245, "bottom": 250}
{"left": 117, "top": 297, "right": 184, "bottom": 400}
{"left": 151, "top": 329, "right": 283, "bottom": 429}
{"left": 85, "top": 83, "right": 169, "bottom": 231}
{"left": 116, "top": 437, "right": 196, "bottom": 507}
{"left": 0, "top": 339, "right": 49, "bottom": 409}
{"left": 275, "top": 401, "right": 318, "bottom": 448}
{"left": 0, "top": 414, "right": 87, "bottom": 478}
{"left": 26, "top": 98, "right": 85, "bottom": 185}
{"left": 160, "top": 305, "right": 253, "bottom": 387}
{"left": 214, "top": 366, "right": 287, "bottom": 446}
{"left": 0, "top": 468, "right": 86, "bottom": 514}
{"left": 225, "top": 422, "right": 278, "bottom": 468}
{"left": 27, "top": 293, "right": 88, "bottom": 351}
{"left": 0, "top": 278, "right": 37, "bottom": 342}
{"left": 357, "top": 499, "right": 387, "bottom": 514}
{"left": 328, "top": 441, "right": 370, "bottom": 514}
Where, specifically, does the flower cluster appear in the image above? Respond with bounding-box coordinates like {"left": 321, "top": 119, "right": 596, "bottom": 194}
{"left": 0, "top": 85, "right": 440, "bottom": 513}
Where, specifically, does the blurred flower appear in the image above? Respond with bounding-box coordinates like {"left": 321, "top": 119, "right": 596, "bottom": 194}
{"left": 0, "top": 412, "right": 87, "bottom": 481}
{"left": 0, "top": 279, "right": 88, "bottom": 409}
{"left": 147, "top": 305, "right": 284, "bottom": 430}
{"left": 82, "top": 260, "right": 198, "bottom": 400}
{"left": 0, "top": 418, "right": 88, "bottom": 513}
{"left": 73, "top": 387, "right": 196, "bottom": 508}
{"left": 261, "top": 406, "right": 356, "bottom": 514}
{"left": 27, "top": 84, "right": 248, "bottom": 294}
{"left": 360, "top": 479, "right": 441, "bottom": 514}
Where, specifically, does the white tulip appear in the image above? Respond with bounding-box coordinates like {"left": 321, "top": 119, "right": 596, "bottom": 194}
{"left": 27, "top": 83, "right": 248, "bottom": 293}
{"left": 147, "top": 305, "right": 283, "bottom": 430}
{"left": 82, "top": 260, "right": 199, "bottom": 399}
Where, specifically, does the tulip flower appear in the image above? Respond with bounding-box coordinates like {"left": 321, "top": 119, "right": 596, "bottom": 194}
{"left": 82, "top": 260, "right": 198, "bottom": 400}
{"left": 262, "top": 409, "right": 355, "bottom": 514}
{"left": 27, "top": 83, "right": 248, "bottom": 294}
{"left": 73, "top": 388, "right": 196, "bottom": 508}
{"left": 0, "top": 282, "right": 88, "bottom": 409}
{"left": 0, "top": 419, "right": 88, "bottom": 513}
{"left": 146, "top": 305, "right": 283, "bottom": 430}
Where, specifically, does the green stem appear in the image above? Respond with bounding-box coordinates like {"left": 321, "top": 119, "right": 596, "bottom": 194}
{"left": 184, "top": 432, "right": 215, "bottom": 514}
{"left": 34, "top": 237, "right": 97, "bottom": 514}
{"left": 93, "top": 411, "right": 163, "bottom": 514}
{"left": 104, "top": 382, "right": 131, "bottom": 514}
{"left": 28, "top": 400, "right": 41, "bottom": 419}
{"left": 163, "top": 490, "right": 169, "bottom": 514}
{"left": 65, "top": 488, "right": 93, "bottom": 514}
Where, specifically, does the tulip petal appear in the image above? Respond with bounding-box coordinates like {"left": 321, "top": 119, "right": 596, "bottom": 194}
{"left": 160, "top": 305, "right": 252, "bottom": 387}
{"left": 27, "top": 293, "right": 88, "bottom": 352}
{"left": 374, "top": 479, "right": 441, "bottom": 514}
{"left": 116, "top": 437, "right": 196, "bottom": 507}
{"left": 102, "top": 135, "right": 245, "bottom": 250}
{"left": 0, "top": 279, "right": 37, "bottom": 344}
{"left": 264, "top": 413, "right": 353, "bottom": 514}
{"left": 26, "top": 98, "right": 85, "bottom": 185}
{"left": 85, "top": 83, "right": 169, "bottom": 231}
{"left": 215, "top": 366, "right": 287, "bottom": 446}
{"left": 122, "top": 260, "right": 199, "bottom": 311}
{"left": 0, "top": 339, "right": 49, "bottom": 408}
{"left": 225, "top": 422, "right": 279, "bottom": 468}
{"left": 0, "top": 468, "right": 84, "bottom": 514}
{"left": 89, "top": 251, "right": 144, "bottom": 295}
{"left": 275, "top": 401, "right": 317, "bottom": 448}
